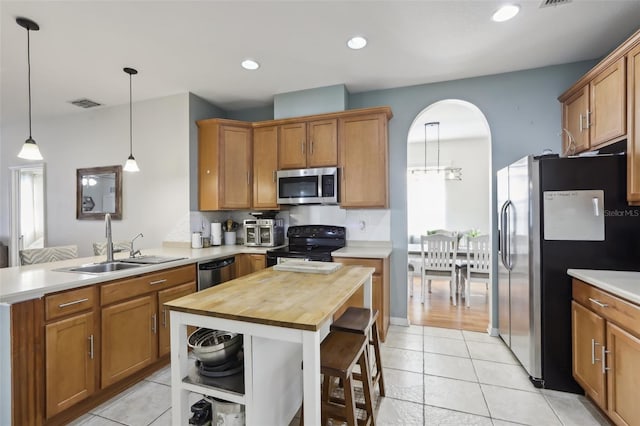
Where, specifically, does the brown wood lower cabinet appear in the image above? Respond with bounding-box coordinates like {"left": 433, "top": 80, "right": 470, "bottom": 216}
{"left": 235, "top": 253, "right": 266, "bottom": 278}
{"left": 45, "top": 311, "right": 96, "bottom": 418}
{"left": 332, "top": 256, "right": 390, "bottom": 341}
{"left": 572, "top": 279, "right": 640, "bottom": 426}
{"left": 10, "top": 264, "right": 197, "bottom": 425}
{"left": 158, "top": 281, "right": 196, "bottom": 357}
{"left": 101, "top": 295, "right": 158, "bottom": 388}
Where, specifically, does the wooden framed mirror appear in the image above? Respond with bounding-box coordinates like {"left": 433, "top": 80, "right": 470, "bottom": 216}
{"left": 76, "top": 165, "right": 122, "bottom": 220}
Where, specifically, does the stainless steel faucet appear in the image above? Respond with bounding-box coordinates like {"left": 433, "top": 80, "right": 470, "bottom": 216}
{"left": 105, "top": 213, "right": 113, "bottom": 263}
{"left": 129, "top": 232, "right": 144, "bottom": 258}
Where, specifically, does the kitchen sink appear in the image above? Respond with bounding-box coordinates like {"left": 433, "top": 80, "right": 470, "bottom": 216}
{"left": 62, "top": 261, "right": 143, "bottom": 274}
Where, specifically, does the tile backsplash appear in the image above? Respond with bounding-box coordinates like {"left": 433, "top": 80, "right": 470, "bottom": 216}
{"left": 190, "top": 206, "right": 390, "bottom": 243}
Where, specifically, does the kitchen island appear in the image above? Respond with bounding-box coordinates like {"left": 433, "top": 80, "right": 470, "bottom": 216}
{"left": 165, "top": 264, "right": 374, "bottom": 426}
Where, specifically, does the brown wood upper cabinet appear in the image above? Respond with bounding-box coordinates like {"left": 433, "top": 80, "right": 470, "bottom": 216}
{"left": 560, "top": 58, "right": 626, "bottom": 155}
{"left": 278, "top": 119, "right": 338, "bottom": 169}
{"left": 338, "top": 112, "right": 390, "bottom": 208}
{"left": 197, "top": 118, "right": 253, "bottom": 210}
{"left": 628, "top": 42, "right": 640, "bottom": 204}
{"left": 252, "top": 125, "right": 279, "bottom": 210}
{"left": 559, "top": 29, "right": 640, "bottom": 204}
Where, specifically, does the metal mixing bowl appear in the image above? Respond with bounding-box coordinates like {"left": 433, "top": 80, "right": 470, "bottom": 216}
{"left": 188, "top": 328, "right": 243, "bottom": 365}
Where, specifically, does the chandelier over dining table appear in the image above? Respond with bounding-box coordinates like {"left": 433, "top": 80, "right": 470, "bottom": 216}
{"left": 412, "top": 121, "right": 462, "bottom": 181}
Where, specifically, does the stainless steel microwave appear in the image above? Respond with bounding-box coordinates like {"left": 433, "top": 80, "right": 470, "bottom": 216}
{"left": 276, "top": 167, "right": 339, "bottom": 205}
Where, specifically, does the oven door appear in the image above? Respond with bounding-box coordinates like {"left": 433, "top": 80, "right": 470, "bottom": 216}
{"left": 266, "top": 251, "right": 313, "bottom": 267}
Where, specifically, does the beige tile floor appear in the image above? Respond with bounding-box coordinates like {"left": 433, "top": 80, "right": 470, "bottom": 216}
{"left": 69, "top": 324, "right": 610, "bottom": 425}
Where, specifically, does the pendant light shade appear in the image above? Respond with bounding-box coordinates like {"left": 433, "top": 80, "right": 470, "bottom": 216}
{"left": 16, "top": 17, "right": 43, "bottom": 161}
{"left": 123, "top": 67, "right": 140, "bottom": 172}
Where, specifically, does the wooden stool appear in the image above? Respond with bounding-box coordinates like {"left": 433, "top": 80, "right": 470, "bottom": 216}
{"left": 320, "top": 330, "right": 375, "bottom": 426}
{"left": 330, "top": 307, "right": 385, "bottom": 397}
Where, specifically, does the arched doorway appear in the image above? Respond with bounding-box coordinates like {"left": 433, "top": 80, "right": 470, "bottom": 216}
{"left": 406, "top": 99, "right": 492, "bottom": 332}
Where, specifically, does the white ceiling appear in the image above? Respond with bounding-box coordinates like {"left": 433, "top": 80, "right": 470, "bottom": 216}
{"left": 2, "top": 1, "right": 640, "bottom": 129}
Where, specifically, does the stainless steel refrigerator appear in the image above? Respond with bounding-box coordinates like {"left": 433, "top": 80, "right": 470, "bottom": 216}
{"left": 497, "top": 150, "right": 640, "bottom": 393}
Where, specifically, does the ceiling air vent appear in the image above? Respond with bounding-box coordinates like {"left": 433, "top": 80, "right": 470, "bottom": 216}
{"left": 539, "top": 0, "right": 572, "bottom": 8}
{"left": 69, "top": 98, "right": 102, "bottom": 108}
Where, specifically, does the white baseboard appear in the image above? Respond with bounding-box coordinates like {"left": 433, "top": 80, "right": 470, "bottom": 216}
{"left": 390, "top": 316, "right": 410, "bottom": 326}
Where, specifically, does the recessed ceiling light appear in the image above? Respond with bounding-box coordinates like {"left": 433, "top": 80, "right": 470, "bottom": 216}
{"left": 241, "top": 59, "right": 259, "bottom": 70}
{"left": 492, "top": 4, "right": 520, "bottom": 22}
{"left": 347, "top": 36, "right": 367, "bottom": 50}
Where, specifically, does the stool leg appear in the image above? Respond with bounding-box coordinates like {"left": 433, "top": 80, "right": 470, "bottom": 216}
{"left": 371, "top": 320, "right": 385, "bottom": 397}
{"left": 343, "top": 375, "right": 357, "bottom": 426}
{"left": 358, "top": 351, "right": 375, "bottom": 426}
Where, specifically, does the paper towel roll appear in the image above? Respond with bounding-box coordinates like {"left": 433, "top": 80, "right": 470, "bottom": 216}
{"left": 211, "top": 222, "right": 222, "bottom": 246}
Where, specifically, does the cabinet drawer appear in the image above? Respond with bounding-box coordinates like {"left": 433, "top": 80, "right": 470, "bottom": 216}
{"left": 333, "top": 257, "right": 381, "bottom": 275}
{"left": 101, "top": 265, "right": 196, "bottom": 306}
{"left": 45, "top": 286, "right": 96, "bottom": 321}
{"left": 573, "top": 279, "right": 640, "bottom": 333}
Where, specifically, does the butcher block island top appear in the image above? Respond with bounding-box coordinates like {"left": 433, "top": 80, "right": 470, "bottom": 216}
{"left": 164, "top": 265, "right": 375, "bottom": 331}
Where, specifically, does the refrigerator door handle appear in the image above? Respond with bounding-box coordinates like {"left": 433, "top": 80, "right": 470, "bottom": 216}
{"left": 499, "top": 201, "right": 508, "bottom": 268}
{"left": 501, "top": 200, "right": 514, "bottom": 271}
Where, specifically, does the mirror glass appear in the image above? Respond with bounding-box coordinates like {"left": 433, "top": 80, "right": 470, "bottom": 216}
{"left": 76, "top": 165, "right": 122, "bottom": 220}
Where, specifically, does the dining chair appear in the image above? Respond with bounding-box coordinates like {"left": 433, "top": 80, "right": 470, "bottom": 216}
{"left": 420, "top": 234, "right": 459, "bottom": 305}
{"left": 19, "top": 245, "right": 78, "bottom": 265}
{"left": 92, "top": 241, "right": 130, "bottom": 256}
{"left": 408, "top": 256, "right": 421, "bottom": 298}
{"left": 460, "top": 235, "right": 491, "bottom": 308}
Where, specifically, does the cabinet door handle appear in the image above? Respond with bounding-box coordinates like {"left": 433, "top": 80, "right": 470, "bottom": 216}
{"left": 301, "top": 140, "right": 305, "bottom": 155}
{"left": 162, "top": 308, "right": 167, "bottom": 328}
{"left": 59, "top": 298, "right": 89, "bottom": 308}
{"left": 601, "top": 346, "right": 610, "bottom": 373}
{"left": 579, "top": 114, "right": 584, "bottom": 132}
{"left": 588, "top": 297, "right": 608, "bottom": 308}
{"left": 152, "top": 314, "right": 157, "bottom": 334}
{"left": 591, "top": 339, "right": 602, "bottom": 364}
{"left": 310, "top": 140, "right": 314, "bottom": 155}
{"left": 149, "top": 279, "right": 167, "bottom": 286}
{"left": 586, "top": 110, "right": 592, "bottom": 128}
{"left": 247, "top": 171, "right": 250, "bottom": 185}
{"left": 88, "top": 334, "right": 94, "bottom": 360}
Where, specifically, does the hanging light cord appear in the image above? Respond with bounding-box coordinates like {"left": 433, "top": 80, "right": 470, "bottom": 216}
{"left": 423, "top": 123, "right": 427, "bottom": 169}
{"left": 128, "top": 72, "right": 133, "bottom": 155}
{"left": 26, "top": 26, "right": 33, "bottom": 139}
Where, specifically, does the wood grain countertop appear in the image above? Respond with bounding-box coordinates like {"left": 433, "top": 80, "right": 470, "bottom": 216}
{"left": 164, "top": 265, "right": 375, "bottom": 331}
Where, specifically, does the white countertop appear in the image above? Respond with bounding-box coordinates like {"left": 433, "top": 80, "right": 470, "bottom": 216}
{"left": 0, "top": 245, "right": 273, "bottom": 305}
{"left": 567, "top": 269, "right": 640, "bottom": 305}
{"left": 0, "top": 241, "right": 392, "bottom": 305}
{"left": 331, "top": 241, "right": 392, "bottom": 259}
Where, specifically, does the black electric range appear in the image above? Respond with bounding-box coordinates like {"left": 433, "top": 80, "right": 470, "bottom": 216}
{"left": 266, "top": 225, "right": 346, "bottom": 266}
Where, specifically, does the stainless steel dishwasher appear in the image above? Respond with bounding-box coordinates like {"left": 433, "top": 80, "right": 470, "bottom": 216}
{"left": 197, "top": 257, "right": 235, "bottom": 291}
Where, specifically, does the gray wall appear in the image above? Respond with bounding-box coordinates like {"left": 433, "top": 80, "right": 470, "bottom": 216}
{"left": 348, "top": 61, "right": 596, "bottom": 327}
{"left": 1, "top": 93, "right": 194, "bottom": 258}
{"left": 232, "top": 60, "right": 596, "bottom": 328}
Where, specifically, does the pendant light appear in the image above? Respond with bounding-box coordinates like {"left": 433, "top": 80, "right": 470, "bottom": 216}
{"left": 123, "top": 67, "right": 140, "bottom": 172}
{"left": 411, "top": 121, "right": 462, "bottom": 180}
{"left": 16, "top": 17, "right": 43, "bottom": 161}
